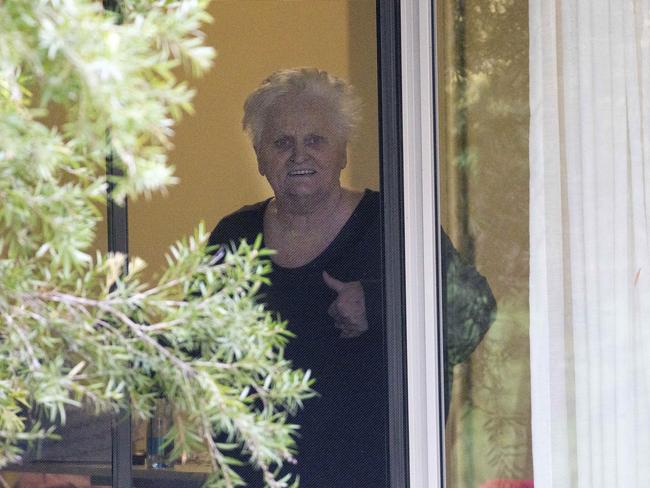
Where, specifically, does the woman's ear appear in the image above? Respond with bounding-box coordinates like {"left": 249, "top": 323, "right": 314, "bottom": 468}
{"left": 340, "top": 145, "right": 349, "bottom": 169}
{"left": 254, "top": 147, "right": 266, "bottom": 176}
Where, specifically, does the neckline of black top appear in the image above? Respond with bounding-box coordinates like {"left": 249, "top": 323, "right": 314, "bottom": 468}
{"left": 257, "top": 188, "right": 377, "bottom": 274}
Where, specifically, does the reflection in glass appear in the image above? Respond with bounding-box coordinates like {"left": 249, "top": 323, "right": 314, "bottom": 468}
{"left": 437, "top": 0, "right": 533, "bottom": 486}
{"left": 2, "top": 408, "right": 112, "bottom": 488}
{"left": 7, "top": 473, "right": 108, "bottom": 488}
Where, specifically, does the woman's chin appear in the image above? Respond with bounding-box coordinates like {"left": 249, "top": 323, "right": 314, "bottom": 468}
{"left": 283, "top": 181, "right": 323, "bottom": 198}
{"left": 275, "top": 178, "right": 342, "bottom": 204}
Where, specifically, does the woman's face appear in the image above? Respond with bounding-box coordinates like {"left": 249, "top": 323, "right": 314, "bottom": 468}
{"left": 255, "top": 94, "right": 348, "bottom": 204}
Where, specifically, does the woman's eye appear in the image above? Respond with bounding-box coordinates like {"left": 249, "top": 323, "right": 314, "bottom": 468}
{"left": 305, "top": 135, "right": 325, "bottom": 146}
{"left": 274, "top": 137, "right": 293, "bottom": 150}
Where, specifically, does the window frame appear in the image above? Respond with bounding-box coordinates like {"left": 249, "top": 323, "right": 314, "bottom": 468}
{"left": 104, "top": 1, "right": 443, "bottom": 487}
{"left": 398, "top": 0, "right": 445, "bottom": 486}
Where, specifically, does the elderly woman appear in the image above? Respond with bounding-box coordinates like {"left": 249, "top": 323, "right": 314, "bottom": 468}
{"left": 209, "top": 68, "right": 386, "bottom": 487}
{"left": 209, "top": 68, "right": 496, "bottom": 487}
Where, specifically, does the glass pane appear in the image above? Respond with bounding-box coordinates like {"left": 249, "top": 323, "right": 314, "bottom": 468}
{"left": 436, "top": 0, "right": 533, "bottom": 486}
{"left": 1, "top": 86, "right": 113, "bottom": 488}
{"left": 2, "top": 412, "right": 112, "bottom": 488}
{"left": 129, "top": 1, "right": 389, "bottom": 487}
{"left": 437, "top": 1, "right": 650, "bottom": 486}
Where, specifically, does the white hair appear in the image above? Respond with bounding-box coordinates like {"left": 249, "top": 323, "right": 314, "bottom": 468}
{"left": 242, "top": 67, "right": 362, "bottom": 147}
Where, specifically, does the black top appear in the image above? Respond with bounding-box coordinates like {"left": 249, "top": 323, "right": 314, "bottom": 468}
{"left": 209, "top": 189, "right": 387, "bottom": 488}
{"left": 208, "top": 189, "right": 496, "bottom": 487}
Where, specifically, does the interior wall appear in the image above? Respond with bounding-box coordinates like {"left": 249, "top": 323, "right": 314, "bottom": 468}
{"left": 129, "top": 0, "right": 378, "bottom": 278}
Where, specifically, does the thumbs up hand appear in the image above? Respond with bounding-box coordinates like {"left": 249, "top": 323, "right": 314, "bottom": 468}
{"left": 323, "top": 271, "right": 369, "bottom": 339}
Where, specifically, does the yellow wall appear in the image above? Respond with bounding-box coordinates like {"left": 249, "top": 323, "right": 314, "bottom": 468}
{"left": 128, "top": 0, "right": 379, "bottom": 278}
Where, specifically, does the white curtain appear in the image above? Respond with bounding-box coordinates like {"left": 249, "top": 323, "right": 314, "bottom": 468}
{"left": 529, "top": 1, "right": 650, "bottom": 487}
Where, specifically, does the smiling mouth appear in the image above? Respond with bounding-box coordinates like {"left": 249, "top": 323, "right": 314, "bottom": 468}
{"left": 288, "top": 169, "right": 316, "bottom": 176}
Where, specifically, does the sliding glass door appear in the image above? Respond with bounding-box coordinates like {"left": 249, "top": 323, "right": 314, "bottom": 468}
{"left": 408, "top": 1, "right": 650, "bottom": 487}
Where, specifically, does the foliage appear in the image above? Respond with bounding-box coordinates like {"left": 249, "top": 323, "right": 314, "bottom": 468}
{"left": 0, "top": 1, "right": 313, "bottom": 486}
{"left": 448, "top": 297, "right": 532, "bottom": 484}
{"left": 440, "top": 0, "right": 532, "bottom": 486}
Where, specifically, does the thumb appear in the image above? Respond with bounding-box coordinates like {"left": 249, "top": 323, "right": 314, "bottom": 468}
{"left": 323, "top": 271, "right": 345, "bottom": 293}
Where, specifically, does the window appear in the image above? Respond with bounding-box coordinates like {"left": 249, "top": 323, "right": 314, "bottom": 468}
{"left": 404, "top": 1, "right": 650, "bottom": 486}
{"left": 3, "top": 2, "right": 408, "bottom": 488}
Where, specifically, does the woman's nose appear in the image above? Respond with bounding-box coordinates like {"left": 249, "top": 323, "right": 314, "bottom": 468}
{"left": 292, "top": 142, "right": 309, "bottom": 164}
